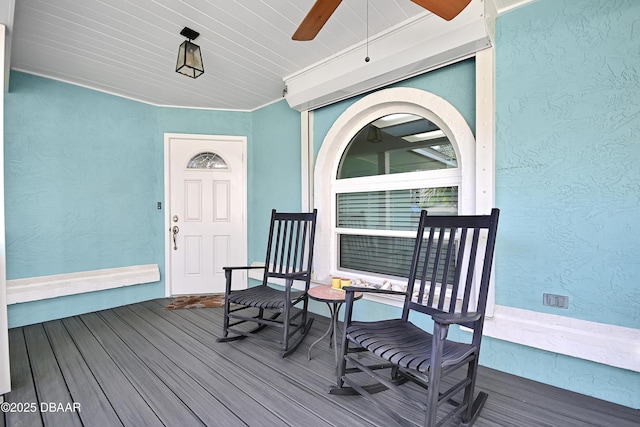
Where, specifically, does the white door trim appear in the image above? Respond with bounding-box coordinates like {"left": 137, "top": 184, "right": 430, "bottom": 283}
{"left": 0, "top": 24, "right": 11, "bottom": 395}
{"left": 163, "top": 133, "right": 247, "bottom": 297}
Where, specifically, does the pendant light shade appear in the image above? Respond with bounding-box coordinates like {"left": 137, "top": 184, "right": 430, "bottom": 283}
{"left": 367, "top": 125, "right": 382, "bottom": 143}
{"left": 176, "top": 27, "right": 204, "bottom": 79}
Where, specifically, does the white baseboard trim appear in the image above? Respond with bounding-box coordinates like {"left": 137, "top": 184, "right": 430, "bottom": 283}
{"left": 7, "top": 264, "right": 160, "bottom": 305}
{"left": 480, "top": 305, "right": 640, "bottom": 373}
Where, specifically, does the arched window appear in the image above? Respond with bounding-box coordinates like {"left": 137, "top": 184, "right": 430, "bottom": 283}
{"left": 187, "top": 152, "right": 228, "bottom": 170}
{"left": 314, "top": 87, "right": 477, "bottom": 287}
{"left": 335, "top": 113, "right": 459, "bottom": 277}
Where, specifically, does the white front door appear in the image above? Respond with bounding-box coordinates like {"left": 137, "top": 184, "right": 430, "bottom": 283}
{"left": 166, "top": 134, "right": 247, "bottom": 295}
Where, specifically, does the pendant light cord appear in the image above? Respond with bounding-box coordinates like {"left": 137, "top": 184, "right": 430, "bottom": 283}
{"left": 365, "top": 0, "right": 370, "bottom": 62}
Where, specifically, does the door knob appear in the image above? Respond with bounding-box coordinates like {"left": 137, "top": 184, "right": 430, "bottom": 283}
{"left": 172, "top": 225, "right": 180, "bottom": 250}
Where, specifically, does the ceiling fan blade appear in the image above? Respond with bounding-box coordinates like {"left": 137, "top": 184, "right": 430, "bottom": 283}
{"left": 411, "top": 0, "right": 472, "bottom": 21}
{"left": 292, "top": 0, "right": 343, "bottom": 41}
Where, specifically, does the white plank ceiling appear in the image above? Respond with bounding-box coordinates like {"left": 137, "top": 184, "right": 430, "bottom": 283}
{"left": 7, "top": 0, "right": 528, "bottom": 111}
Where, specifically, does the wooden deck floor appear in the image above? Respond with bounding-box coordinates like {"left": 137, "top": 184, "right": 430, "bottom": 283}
{"left": 3, "top": 298, "right": 638, "bottom": 426}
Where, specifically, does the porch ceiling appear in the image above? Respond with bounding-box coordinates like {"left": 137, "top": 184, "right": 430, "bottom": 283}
{"left": 5, "top": 0, "right": 527, "bottom": 111}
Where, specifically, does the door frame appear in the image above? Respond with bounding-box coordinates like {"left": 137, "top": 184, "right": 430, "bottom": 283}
{"left": 0, "top": 24, "right": 11, "bottom": 396}
{"left": 163, "top": 133, "right": 248, "bottom": 297}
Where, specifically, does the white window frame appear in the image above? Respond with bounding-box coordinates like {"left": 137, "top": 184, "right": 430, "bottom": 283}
{"left": 334, "top": 143, "right": 462, "bottom": 282}
{"left": 314, "top": 87, "right": 480, "bottom": 305}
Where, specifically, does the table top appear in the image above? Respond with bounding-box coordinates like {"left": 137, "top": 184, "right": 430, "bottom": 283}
{"left": 308, "top": 284, "right": 363, "bottom": 303}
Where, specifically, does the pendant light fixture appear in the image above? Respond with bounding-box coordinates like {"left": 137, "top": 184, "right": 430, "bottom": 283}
{"left": 176, "top": 27, "right": 204, "bottom": 79}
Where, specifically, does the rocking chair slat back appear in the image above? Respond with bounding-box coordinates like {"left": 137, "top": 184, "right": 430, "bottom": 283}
{"left": 265, "top": 211, "right": 316, "bottom": 278}
{"left": 406, "top": 212, "right": 496, "bottom": 327}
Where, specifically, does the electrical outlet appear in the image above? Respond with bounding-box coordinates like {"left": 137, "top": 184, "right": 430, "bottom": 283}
{"left": 543, "top": 293, "right": 569, "bottom": 309}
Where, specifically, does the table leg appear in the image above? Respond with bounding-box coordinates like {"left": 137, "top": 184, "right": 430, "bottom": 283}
{"left": 331, "top": 302, "right": 343, "bottom": 369}
{"left": 308, "top": 302, "right": 336, "bottom": 361}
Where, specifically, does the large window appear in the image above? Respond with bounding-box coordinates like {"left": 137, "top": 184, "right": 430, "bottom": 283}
{"left": 334, "top": 113, "right": 460, "bottom": 280}
{"left": 313, "top": 87, "right": 480, "bottom": 294}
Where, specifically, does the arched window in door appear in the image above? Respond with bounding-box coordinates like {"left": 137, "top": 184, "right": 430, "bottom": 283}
{"left": 187, "top": 152, "right": 228, "bottom": 170}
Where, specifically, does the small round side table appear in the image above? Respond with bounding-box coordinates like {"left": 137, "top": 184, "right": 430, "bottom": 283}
{"left": 307, "top": 284, "right": 363, "bottom": 368}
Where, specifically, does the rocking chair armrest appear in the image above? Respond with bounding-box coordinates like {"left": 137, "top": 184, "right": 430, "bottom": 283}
{"left": 431, "top": 311, "right": 482, "bottom": 325}
{"left": 342, "top": 286, "right": 405, "bottom": 297}
{"left": 267, "top": 271, "right": 310, "bottom": 280}
{"left": 223, "top": 265, "right": 265, "bottom": 272}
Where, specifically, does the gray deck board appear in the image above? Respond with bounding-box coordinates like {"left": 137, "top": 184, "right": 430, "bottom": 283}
{"left": 108, "top": 305, "right": 277, "bottom": 426}
{"left": 79, "top": 312, "right": 206, "bottom": 426}
{"left": 473, "top": 365, "right": 640, "bottom": 426}
{"left": 5, "top": 328, "right": 43, "bottom": 427}
{"left": 117, "top": 302, "right": 343, "bottom": 426}
{"left": 41, "top": 320, "right": 122, "bottom": 427}
{"left": 95, "top": 309, "right": 242, "bottom": 426}
{"left": 141, "top": 299, "right": 402, "bottom": 426}
{"left": 157, "top": 299, "right": 421, "bottom": 425}
{"left": 22, "top": 324, "right": 83, "bottom": 427}
{"left": 61, "top": 316, "right": 161, "bottom": 426}
{"left": 3, "top": 298, "right": 639, "bottom": 427}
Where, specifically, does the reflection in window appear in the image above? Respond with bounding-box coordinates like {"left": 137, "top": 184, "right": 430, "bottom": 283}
{"left": 187, "top": 152, "right": 228, "bottom": 169}
{"left": 336, "top": 187, "right": 458, "bottom": 277}
{"left": 337, "top": 187, "right": 458, "bottom": 231}
{"left": 338, "top": 114, "right": 457, "bottom": 179}
{"left": 334, "top": 113, "right": 460, "bottom": 279}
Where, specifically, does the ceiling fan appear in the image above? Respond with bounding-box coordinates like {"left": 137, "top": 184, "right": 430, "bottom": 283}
{"left": 292, "top": 0, "right": 472, "bottom": 41}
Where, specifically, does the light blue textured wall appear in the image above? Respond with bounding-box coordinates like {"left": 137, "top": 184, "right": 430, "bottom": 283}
{"left": 491, "top": 0, "right": 640, "bottom": 407}
{"left": 157, "top": 106, "right": 251, "bottom": 137}
{"left": 5, "top": 73, "right": 165, "bottom": 326}
{"left": 4, "top": 72, "right": 252, "bottom": 327}
{"left": 248, "top": 99, "right": 303, "bottom": 263}
{"left": 495, "top": 0, "right": 640, "bottom": 329}
{"left": 5, "top": 73, "right": 160, "bottom": 278}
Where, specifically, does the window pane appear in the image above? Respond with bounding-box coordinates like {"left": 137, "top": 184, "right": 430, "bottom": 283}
{"left": 187, "top": 152, "right": 228, "bottom": 169}
{"left": 337, "top": 187, "right": 458, "bottom": 231}
{"left": 337, "top": 186, "right": 458, "bottom": 278}
{"left": 338, "top": 114, "right": 457, "bottom": 179}
{"left": 339, "top": 234, "right": 456, "bottom": 283}
{"left": 340, "top": 235, "right": 414, "bottom": 277}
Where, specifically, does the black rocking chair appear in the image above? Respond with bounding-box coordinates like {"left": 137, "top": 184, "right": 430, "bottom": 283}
{"left": 217, "top": 209, "right": 317, "bottom": 357}
{"left": 331, "top": 209, "right": 500, "bottom": 427}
